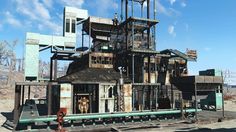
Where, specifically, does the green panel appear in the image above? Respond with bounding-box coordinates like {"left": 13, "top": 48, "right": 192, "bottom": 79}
{"left": 24, "top": 44, "right": 39, "bottom": 81}
{"left": 215, "top": 93, "right": 222, "bottom": 110}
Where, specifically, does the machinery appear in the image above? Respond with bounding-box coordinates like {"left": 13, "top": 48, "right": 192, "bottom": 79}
{"left": 13, "top": 0, "right": 223, "bottom": 131}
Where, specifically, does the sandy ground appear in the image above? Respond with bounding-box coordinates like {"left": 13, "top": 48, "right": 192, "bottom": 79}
{"left": 1, "top": 88, "right": 236, "bottom": 131}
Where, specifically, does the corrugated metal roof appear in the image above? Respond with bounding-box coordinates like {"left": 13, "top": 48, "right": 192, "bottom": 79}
{"left": 58, "top": 68, "right": 131, "bottom": 84}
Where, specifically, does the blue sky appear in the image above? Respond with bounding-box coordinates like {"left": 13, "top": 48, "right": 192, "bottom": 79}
{"left": 0, "top": 0, "right": 236, "bottom": 84}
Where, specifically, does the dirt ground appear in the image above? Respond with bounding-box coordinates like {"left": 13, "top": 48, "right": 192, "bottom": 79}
{"left": 1, "top": 88, "right": 236, "bottom": 131}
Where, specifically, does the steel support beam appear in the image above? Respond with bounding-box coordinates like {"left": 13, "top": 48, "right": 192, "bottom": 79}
{"left": 194, "top": 83, "right": 198, "bottom": 121}
{"left": 14, "top": 85, "right": 21, "bottom": 124}
{"left": 28, "top": 85, "right": 30, "bottom": 99}
{"left": 21, "top": 85, "right": 25, "bottom": 105}
{"left": 47, "top": 83, "right": 52, "bottom": 115}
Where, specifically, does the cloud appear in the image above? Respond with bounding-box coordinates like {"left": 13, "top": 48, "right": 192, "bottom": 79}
{"left": 169, "top": 0, "right": 176, "bottom": 5}
{"left": 91, "top": 0, "right": 119, "bottom": 17}
{"left": 168, "top": 25, "right": 176, "bottom": 37}
{"left": 204, "top": 47, "right": 211, "bottom": 52}
{"left": 156, "top": 0, "right": 169, "bottom": 15}
{"left": 156, "top": 0, "right": 180, "bottom": 17}
{"left": 60, "top": 0, "right": 84, "bottom": 8}
{"left": 15, "top": 0, "right": 61, "bottom": 34}
{"left": 16, "top": 0, "right": 51, "bottom": 20}
{"left": 181, "top": 2, "right": 187, "bottom": 7}
{"left": 42, "top": 0, "right": 53, "bottom": 8}
{"left": 4, "top": 11, "right": 22, "bottom": 27}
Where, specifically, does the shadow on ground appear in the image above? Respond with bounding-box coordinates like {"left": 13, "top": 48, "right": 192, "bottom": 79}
{"left": 1, "top": 111, "right": 14, "bottom": 131}
{"left": 176, "top": 128, "right": 236, "bottom": 132}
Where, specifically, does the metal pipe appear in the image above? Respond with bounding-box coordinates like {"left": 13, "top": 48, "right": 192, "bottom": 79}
{"left": 147, "top": 0, "right": 151, "bottom": 83}
{"left": 153, "top": 0, "right": 157, "bottom": 50}
{"left": 19, "top": 109, "right": 202, "bottom": 123}
{"left": 125, "top": 0, "right": 128, "bottom": 50}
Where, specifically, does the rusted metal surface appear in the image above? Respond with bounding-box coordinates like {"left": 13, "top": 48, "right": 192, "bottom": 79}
{"left": 89, "top": 52, "right": 113, "bottom": 68}
{"left": 60, "top": 83, "right": 73, "bottom": 114}
{"left": 123, "top": 84, "right": 132, "bottom": 112}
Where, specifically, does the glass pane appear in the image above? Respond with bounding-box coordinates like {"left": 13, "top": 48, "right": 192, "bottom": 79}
{"left": 72, "top": 19, "right": 76, "bottom": 33}
{"left": 66, "top": 19, "right": 70, "bottom": 32}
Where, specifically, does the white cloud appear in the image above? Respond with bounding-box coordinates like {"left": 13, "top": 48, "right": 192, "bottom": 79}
{"left": 156, "top": 0, "right": 180, "bottom": 17}
{"left": 4, "top": 11, "right": 22, "bottom": 27}
{"left": 15, "top": 0, "right": 61, "bottom": 34}
{"left": 91, "top": 0, "right": 119, "bottom": 17}
{"left": 169, "top": 0, "right": 176, "bottom": 5}
{"left": 157, "top": 0, "right": 169, "bottom": 16}
{"left": 42, "top": 0, "right": 53, "bottom": 8}
{"left": 168, "top": 25, "right": 176, "bottom": 37}
{"left": 60, "top": 0, "right": 84, "bottom": 8}
{"left": 181, "top": 2, "right": 187, "bottom": 7}
{"left": 204, "top": 47, "right": 211, "bottom": 52}
{"left": 16, "top": 0, "right": 51, "bottom": 20}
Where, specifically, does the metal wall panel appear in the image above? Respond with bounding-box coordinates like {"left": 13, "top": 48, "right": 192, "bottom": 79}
{"left": 60, "top": 83, "right": 73, "bottom": 114}
{"left": 24, "top": 44, "right": 39, "bottom": 80}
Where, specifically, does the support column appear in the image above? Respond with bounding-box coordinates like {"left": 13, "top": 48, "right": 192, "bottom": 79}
{"left": 221, "top": 84, "right": 224, "bottom": 118}
{"left": 53, "top": 59, "right": 57, "bottom": 80}
{"left": 132, "top": 87, "right": 135, "bottom": 111}
{"left": 132, "top": 54, "right": 135, "bottom": 83}
{"left": 21, "top": 85, "right": 25, "bottom": 105}
{"left": 155, "top": 87, "right": 158, "bottom": 110}
{"left": 47, "top": 83, "right": 52, "bottom": 115}
{"left": 28, "top": 85, "right": 30, "bottom": 99}
{"left": 142, "top": 87, "right": 145, "bottom": 110}
{"left": 50, "top": 57, "right": 53, "bottom": 81}
{"left": 171, "top": 84, "right": 174, "bottom": 109}
{"left": 150, "top": 86, "right": 153, "bottom": 110}
{"left": 14, "top": 85, "right": 21, "bottom": 124}
{"left": 194, "top": 83, "right": 198, "bottom": 121}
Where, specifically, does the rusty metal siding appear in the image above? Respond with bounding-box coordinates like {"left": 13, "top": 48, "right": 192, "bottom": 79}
{"left": 60, "top": 83, "right": 73, "bottom": 114}
{"left": 123, "top": 84, "right": 132, "bottom": 112}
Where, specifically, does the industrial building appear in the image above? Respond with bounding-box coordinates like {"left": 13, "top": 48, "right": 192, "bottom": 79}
{"left": 13, "top": 0, "right": 224, "bottom": 131}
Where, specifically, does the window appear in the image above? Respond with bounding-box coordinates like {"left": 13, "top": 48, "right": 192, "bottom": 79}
{"left": 108, "top": 87, "right": 113, "bottom": 98}
{"left": 66, "top": 19, "right": 70, "bottom": 33}
{"left": 72, "top": 19, "right": 76, "bottom": 33}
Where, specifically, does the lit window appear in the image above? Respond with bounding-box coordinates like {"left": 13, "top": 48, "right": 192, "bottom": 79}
{"left": 66, "top": 19, "right": 70, "bottom": 33}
